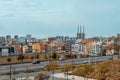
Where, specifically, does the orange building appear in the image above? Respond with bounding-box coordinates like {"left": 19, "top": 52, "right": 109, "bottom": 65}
{"left": 40, "top": 43, "right": 48, "bottom": 53}
{"left": 32, "top": 42, "right": 41, "bottom": 53}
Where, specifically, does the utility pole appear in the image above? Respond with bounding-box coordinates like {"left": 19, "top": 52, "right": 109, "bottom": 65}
{"left": 7, "top": 46, "right": 12, "bottom": 80}
{"left": 21, "top": 43, "right": 23, "bottom": 63}
{"left": 10, "top": 62, "right": 12, "bottom": 80}
{"left": 9, "top": 46, "right": 12, "bottom": 80}
{"left": 70, "top": 44, "right": 72, "bottom": 57}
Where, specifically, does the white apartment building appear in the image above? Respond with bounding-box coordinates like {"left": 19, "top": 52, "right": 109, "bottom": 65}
{"left": 72, "top": 43, "right": 85, "bottom": 54}
{"left": 91, "top": 41, "right": 102, "bottom": 55}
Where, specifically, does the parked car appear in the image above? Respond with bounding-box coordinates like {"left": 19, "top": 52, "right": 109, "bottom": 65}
{"left": 59, "top": 58, "right": 65, "bottom": 61}
{"left": 32, "top": 60, "right": 40, "bottom": 64}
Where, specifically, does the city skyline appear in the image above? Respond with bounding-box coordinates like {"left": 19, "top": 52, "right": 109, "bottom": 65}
{"left": 0, "top": 0, "right": 120, "bottom": 38}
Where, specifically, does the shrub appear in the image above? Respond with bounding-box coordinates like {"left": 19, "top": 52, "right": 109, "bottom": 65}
{"left": 44, "top": 54, "right": 48, "bottom": 59}
{"left": 35, "top": 73, "right": 49, "bottom": 80}
{"left": 52, "top": 53, "right": 57, "bottom": 59}
{"left": 36, "top": 54, "right": 39, "bottom": 59}
{"left": 24, "top": 55, "right": 29, "bottom": 59}
{"left": 7, "top": 58, "right": 11, "bottom": 62}
{"left": 18, "top": 54, "right": 24, "bottom": 60}
{"left": 30, "top": 56, "right": 34, "bottom": 59}
{"left": 49, "top": 55, "right": 52, "bottom": 58}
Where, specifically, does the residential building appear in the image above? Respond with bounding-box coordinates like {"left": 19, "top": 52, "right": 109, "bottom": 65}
{"left": 0, "top": 36, "right": 6, "bottom": 46}
{"left": 32, "top": 42, "right": 41, "bottom": 53}
{"left": 40, "top": 42, "right": 47, "bottom": 53}
{"left": 72, "top": 44, "right": 80, "bottom": 53}
{"left": 6, "top": 35, "right": 11, "bottom": 41}
{"left": 62, "top": 44, "right": 71, "bottom": 54}
{"left": 14, "top": 35, "right": 19, "bottom": 40}
{"left": 56, "top": 36, "right": 64, "bottom": 40}
{"left": 0, "top": 46, "right": 14, "bottom": 56}
{"left": 27, "top": 42, "right": 33, "bottom": 53}
{"left": 91, "top": 40, "right": 102, "bottom": 55}
{"left": 26, "top": 34, "right": 32, "bottom": 39}
{"left": 72, "top": 39, "right": 86, "bottom": 54}
{"left": 17, "top": 37, "right": 27, "bottom": 45}
{"left": 23, "top": 45, "right": 29, "bottom": 54}
{"left": 14, "top": 44, "right": 22, "bottom": 54}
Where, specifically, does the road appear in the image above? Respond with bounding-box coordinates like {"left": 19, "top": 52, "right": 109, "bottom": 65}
{"left": 0, "top": 55, "right": 118, "bottom": 74}
{"left": 0, "top": 70, "right": 60, "bottom": 80}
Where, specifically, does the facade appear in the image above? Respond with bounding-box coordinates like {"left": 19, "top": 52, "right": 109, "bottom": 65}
{"left": 72, "top": 42, "right": 85, "bottom": 54}
{"left": 27, "top": 42, "right": 33, "bottom": 53}
{"left": 91, "top": 41, "right": 102, "bottom": 55}
{"left": 102, "top": 38, "right": 115, "bottom": 55}
{"left": 14, "top": 44, "right": 22, "bottom": 54}
{"left": 26, "top": 34, "right": 32, "bottom": 39}
{"left": 14, "top": 35, "right": 19, "bottom": 40}
{"left": 56, "top": 36, "right": 64, "bottom": 40}
{"left": 0, "top": 37, "right": 6, "bottom": 46}
{"left": 64, "top": 36, "right": 69, "bottom": 41}
{"left": 32, "top": 42, "right": 41, "bottom": 53}
{"left": 0, "top": 46, "right": 14, "bottom": 56}
{"left": 72, "top": 44, "right": 80, "bottom": 53}
{"left": 17, "top": 37, "right": 27, "bottom": 45}
{"left": 23, "top": 45, "right": 29, "bottom": 54}
{"left": 6, "top": 35, "right": 11, "bottom": 41}
{"left": 61, "top": 44, "right": 71, "bottom": 54}
{"left": 40, "top": 43, "right": 47, "bottom": 53}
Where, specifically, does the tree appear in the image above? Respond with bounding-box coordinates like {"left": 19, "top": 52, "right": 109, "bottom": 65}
{"left": 44, "top": 54, "right": 48, "bottom": 59}
{"left": 72, "top": 64, "right": 94, "bottom": 79}
{"left": 52, "top": 53, "right": 57, "bottom": 59}
{"left": 86, "top": 42, "right": 94, "bottom": 54}
{"left": 7, "top": 58, "right": 11, "bottom": 62}
{"left": 86, "top": 42, "right": 94, "bottom": 63}
{"left": 7, "top": 58, "right": 12, "bottom": 80}
{"left": 36, "top": 54, "right": 39, "bottom": 59}
{"left": 72, "top": 59, "right": 120, "bottom": 80}
{"left": 87, "top": 59, "right": 120, "bottom": 80}
{"left": 44, "top": 61, "right": 59, "bottom": 80}
{"left": 95, "top": 61, "right": 109, "bottom": 80}
{"left": 18, "top": 54, "right": 24, "bottom": 63}
{"left": 61, "top": 64, "right": 73, "bottom": 80}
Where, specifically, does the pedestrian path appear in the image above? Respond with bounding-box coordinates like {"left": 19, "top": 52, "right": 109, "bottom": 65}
{"left": 49, "top": 73, "right": 96, "bottom": 80}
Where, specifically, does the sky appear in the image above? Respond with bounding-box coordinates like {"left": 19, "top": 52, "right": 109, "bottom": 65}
{"left": 0, "top": 0, "right": 120, "bottom": 38}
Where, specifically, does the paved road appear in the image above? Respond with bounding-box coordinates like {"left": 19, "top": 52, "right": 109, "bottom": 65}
{"left": 0, "top": 55, "right": 119, "bottom": 74}
{"left": 0, "top": 61, "right": 50, "bottom": 73}
{"left": 0, "top": 70, "right": 60, "bottom": 80}
{"left": 0, "top": 55, "right": 119, "bottom": 80}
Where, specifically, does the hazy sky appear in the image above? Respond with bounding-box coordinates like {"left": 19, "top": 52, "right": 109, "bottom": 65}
{"left": 0, "top": 0, "right": 120, "bottom": 38}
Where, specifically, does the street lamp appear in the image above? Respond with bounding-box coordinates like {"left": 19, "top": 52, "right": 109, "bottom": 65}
{"left": 0, "top": 51, "right": 2, "bottom": 65}
{"left": 116, "top": 41, "right": 120, "bottom": 58}
{"left": 72, "top": 60, "right": 75, "bottom": 80}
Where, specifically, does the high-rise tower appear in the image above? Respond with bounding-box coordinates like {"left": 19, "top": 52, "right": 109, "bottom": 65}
{"left": 77, "top": 25, "right": 85, "bottom": 40}
{"left": 77, "top": 25, "right": 80, "bottom": 39}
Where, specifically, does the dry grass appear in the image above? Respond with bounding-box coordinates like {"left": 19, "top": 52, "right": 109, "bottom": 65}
{"left": 0, "top": 53, "right": 63, "bottom": 64}
{"left": 0, "top": 53, "right": 88, "bottom": 65}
